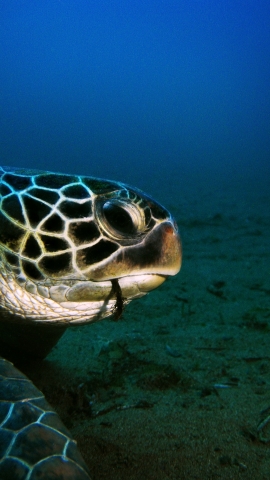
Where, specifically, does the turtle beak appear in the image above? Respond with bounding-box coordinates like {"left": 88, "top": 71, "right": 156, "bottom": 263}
{"left": 148, "top": 221, "right": 182, "bottom": 276}
{"left": 89, "top": 220, "right": 182, "bottom": 281}
{"left": 129, "top": 220, "right": 182, "bottom": 276}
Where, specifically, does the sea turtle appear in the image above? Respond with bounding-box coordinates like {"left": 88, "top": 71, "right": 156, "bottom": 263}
{"left": 0, "top": 165, "right": 181, "bottom": 479}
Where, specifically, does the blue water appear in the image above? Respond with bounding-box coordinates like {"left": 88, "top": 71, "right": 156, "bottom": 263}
{"left": 1, "top": 0, "right": 269, "bottom": 204}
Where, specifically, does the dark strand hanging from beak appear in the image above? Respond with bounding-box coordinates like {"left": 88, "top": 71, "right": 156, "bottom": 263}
{"left": 111, "top": 278, "right": 124, "bottom": 320}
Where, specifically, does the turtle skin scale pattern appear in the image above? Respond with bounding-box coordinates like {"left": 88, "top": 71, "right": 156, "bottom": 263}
{"left": 0, "top": 165, "right": 168, "bottom": 285}
{"left": 0, "top": 358, "right": 91, "bottom": 480}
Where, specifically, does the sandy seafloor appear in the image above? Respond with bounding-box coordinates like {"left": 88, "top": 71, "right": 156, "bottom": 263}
{"left": 18, "top": 174, "right": 270, "bottom": 479}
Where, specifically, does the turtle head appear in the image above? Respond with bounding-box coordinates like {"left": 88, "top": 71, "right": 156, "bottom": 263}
{"left": 0, "top": 167, "right": 181, "bottom": 326}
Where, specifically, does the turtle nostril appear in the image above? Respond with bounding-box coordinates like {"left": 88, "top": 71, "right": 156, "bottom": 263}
{"left": 163, "top": 224, "right": 174, "bottom": 235}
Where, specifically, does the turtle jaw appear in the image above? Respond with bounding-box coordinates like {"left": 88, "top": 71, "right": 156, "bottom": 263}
{"left": 50, "top": 273, "right": 167, "bottom": 325}
{"left": 64, "top": 273, "right": 166, "bottom": 303}
{"left": 119, "top": 273, "right": 166, "bottom": 293}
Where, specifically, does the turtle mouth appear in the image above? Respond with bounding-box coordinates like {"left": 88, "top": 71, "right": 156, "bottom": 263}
{"left": 110, "top": 274, "right": 167, "bottom": 321}
{"left": 118, "top": 272, "right": 166, "bottom": 293}
{"left": 63, "top": 273, "right": 166, "bottom": 303}
{"left": 110, "top": 274, "right": 167, "bottom": 320}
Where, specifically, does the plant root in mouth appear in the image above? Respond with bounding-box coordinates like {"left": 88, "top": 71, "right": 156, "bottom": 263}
{"left": 111, "top": 278, "right": 124, "bottom": 320}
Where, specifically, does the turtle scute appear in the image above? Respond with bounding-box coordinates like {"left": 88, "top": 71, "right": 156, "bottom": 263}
{"left": 0, "top": 358, "right": 92, "bottom": 479}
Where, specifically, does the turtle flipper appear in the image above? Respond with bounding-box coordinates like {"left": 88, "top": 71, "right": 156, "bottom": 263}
{"left": 0, "top": 357, "right": 91, "bottom": 480}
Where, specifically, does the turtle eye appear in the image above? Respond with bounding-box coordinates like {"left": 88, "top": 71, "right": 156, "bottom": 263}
{"left": 103, "top": 201, "right": 136, "bottom": 235}
{"left": 97, "top": 199, "right": 146, "bottom": 240}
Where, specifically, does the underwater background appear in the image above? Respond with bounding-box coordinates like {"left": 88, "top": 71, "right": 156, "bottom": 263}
{"left": 1, "top": 0, "right": 270, "bottom": 197}
{"left": 1, "top": 1, "right": 270, "bottom": 479}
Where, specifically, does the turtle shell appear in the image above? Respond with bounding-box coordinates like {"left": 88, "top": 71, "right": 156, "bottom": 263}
{"left": 0, "top": 357, "right": 91, "bottom": 479}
